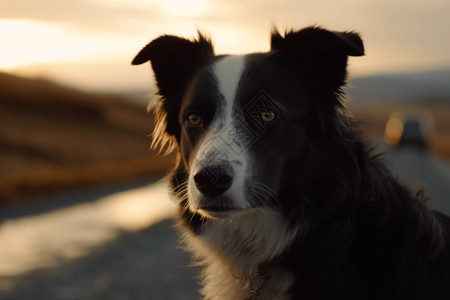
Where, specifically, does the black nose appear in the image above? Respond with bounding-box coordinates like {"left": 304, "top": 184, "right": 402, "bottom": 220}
{"left": 194, "top": 163, "right": 234, "bottom": 196}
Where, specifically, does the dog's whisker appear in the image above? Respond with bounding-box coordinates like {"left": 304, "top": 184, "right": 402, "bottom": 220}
{"left": 251, "top": 182, "right": 281, "bottom": 208}
{"left": 248, "top": 189, "right": 268, "bottom": 208}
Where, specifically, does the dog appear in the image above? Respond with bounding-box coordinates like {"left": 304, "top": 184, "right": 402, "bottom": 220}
{"left": 132, "top": 26, "right": 450, "bottom": 299}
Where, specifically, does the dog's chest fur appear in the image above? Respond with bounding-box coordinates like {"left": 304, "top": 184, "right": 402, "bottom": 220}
{"left": 180, "top": 209, "right": 298, "bottom": 299}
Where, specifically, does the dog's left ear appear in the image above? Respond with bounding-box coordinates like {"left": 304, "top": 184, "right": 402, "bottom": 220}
{"left": 271, "top": 26, "right": 364, "bottom": 95}
{"left": 132, "top": 33, "right": 214, "bottom": 101}
{"left": 132, "top": 33, "right": 214, "bottom": 153}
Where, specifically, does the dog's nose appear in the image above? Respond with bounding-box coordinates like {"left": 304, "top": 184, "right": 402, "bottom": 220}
{"left": 194, "top": 163, "right": 234, "bottom": 196}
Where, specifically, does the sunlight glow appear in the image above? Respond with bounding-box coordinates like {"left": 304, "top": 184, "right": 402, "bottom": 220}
{"left": 2, "top": 0, "right": 449, "bottom": 91}
{"left": 93, "top": 0, "right": 211, "bottom": 17}
{"left": 0, "top": 20, "right": 82, "bottom": 69}
{"left": 162, "top": 0, "right": 211, "bottom": 17}
{"left": 0, "top": 19, "right": 136, "bottom": 70}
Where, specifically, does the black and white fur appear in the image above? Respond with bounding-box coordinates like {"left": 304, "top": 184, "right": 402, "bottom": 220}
{"left": 133, "top": 26, "right": 450, "bottom": 299}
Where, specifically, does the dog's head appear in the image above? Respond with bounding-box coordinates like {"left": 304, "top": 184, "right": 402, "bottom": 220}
{"left": 133, "top": 27, "right": 364, "bottom": 221}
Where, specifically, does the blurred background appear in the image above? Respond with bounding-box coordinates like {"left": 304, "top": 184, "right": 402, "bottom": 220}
{"left": 1, "top": 0, "right": 449, "bottom": 299}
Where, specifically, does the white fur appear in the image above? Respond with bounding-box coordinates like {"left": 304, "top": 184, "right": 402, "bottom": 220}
{"left": 182, "top": 208, "right": 299, "bottom": 299}
{"left": 188, "top": 55, "right": 252, "bottom": 217}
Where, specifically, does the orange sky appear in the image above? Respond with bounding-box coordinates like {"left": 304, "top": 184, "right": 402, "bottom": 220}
{"left": 1, "top": 0, "right": 450, "bottom": 92}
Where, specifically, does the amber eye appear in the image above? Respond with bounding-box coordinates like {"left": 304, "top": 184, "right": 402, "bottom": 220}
{"left": 187, "top": 114, "right": 202, "bottom": 126}
{"left": 261, "top": 111, "right": 276, "bottom": 123}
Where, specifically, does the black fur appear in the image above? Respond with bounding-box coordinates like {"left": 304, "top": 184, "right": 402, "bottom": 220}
{"left": 133, "top": 26, "right": 450, "bottom": 299}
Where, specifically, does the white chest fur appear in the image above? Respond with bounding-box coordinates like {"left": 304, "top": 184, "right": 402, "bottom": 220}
{"left": 180, "top": 209, "right": 299, "bottom": 299}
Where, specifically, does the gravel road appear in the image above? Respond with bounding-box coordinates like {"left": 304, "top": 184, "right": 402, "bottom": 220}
{"left": 0, "top": 218, "right": 202, "bottom": 300}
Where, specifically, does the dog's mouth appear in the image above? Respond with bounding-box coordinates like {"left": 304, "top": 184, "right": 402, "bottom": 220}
{"left": 198, "top": 204, "right": 237, "bottom": 218}
{"left": 197, "top": 202, "right": 257, "bottom": 219}
{"left": 199, "top": 204, "right": 233, "bottom": 212}
{"left": 194, "top": 194, "right": 249, "bottom": 218}
{"left": 191, "top": 190, "right": 251, "bottom": 219}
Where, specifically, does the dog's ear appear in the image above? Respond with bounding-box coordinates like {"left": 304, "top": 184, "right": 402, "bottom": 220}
{"left": 271, "top": 26, "right": 364, "bottom": 95}
{"left": 132, "top": 33, "right": 214, "bottom": 99}
{"left": 132, "top": 33, "right": 214, "bottom": 153}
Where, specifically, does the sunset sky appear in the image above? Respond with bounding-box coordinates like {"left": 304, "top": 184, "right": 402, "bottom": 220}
{"left": 1, "top": 0, "right": 449, "bottom": 92}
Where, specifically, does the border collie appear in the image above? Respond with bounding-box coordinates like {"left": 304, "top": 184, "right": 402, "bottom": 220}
{"left": 132, "top": 26, "right": 450, "bottom": 299}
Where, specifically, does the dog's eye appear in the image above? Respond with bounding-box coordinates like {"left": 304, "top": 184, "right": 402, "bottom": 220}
{"left": 187, "top": 114, "right": 202, "bottom": 126}
{"left": 261, "top": 111, "right": 276, "bottom": 123}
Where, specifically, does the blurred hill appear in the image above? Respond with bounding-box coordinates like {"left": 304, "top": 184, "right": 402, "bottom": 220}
{"left": 347, "top": 68, "right": 450, "bottom": 105}
{"left": 0, "top": 72, "right": 173, "bottom": 204}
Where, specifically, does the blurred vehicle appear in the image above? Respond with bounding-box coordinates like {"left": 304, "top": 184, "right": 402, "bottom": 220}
{"left": 384, "top": 108, "right": 435, "bottom": 148}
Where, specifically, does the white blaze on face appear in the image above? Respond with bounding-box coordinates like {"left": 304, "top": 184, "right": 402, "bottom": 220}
{"left": 188, "top": 55, "right": 252, "bottom": 212}
{"left": 214, "top": 55, "right": 246, "bottom": 124}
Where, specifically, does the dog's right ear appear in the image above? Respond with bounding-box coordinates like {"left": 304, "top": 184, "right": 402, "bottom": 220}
{"left": 132, "top": 33, "right": 214, "bottom": 153}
